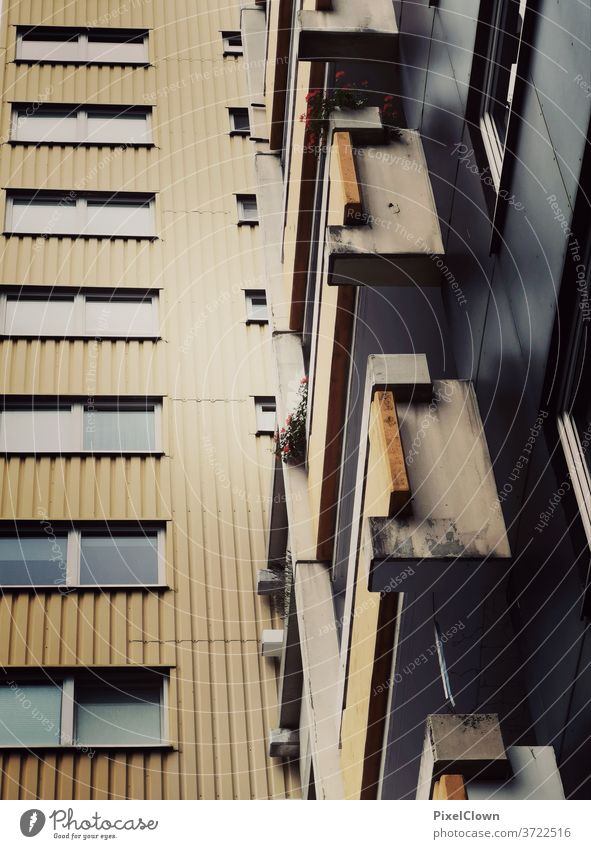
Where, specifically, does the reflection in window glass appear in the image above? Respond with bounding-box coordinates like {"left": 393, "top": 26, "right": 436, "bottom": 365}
{"left": 75, "top": 685, "right": 162, "bottom": 745}
{"left": 6, "top": 296, "right": 76, "bottom": 336}
{"left": 79, "top": 533, "right": 159, "bottom": 585}
{"left": 84, "top": 297, "right": 154, "bottom": 336}
{"left": 0, "top": 682, "right": 62, "bottom": 746}
{"left": 83, "top": 408, "right": 155, "bottom": 451}
{"left": 0, "top": 535, "right": 68, "bottom": 585}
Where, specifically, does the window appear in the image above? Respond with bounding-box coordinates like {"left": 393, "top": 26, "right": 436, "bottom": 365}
{"left": 0, "top": 682, "right": 63, "bottom": 746}
{"left": 0, "top": 675, "right": 167, "bottom": 747}
{"left": 479, "top": 0, "right": 527, "bottom": 188}
{"left": 236, "top": 194, "right": 258, "bottom": 224}
{"left": 0, "top": 400, "right": 162, "bottom": 454}
{"left": 75, "top": 682, "right": 163, "bottom": 746}
{"left": 83, "top": 405, "right": 156, "bottom": 452}
{"left": 229, "top": 108, "right": 250, "bottom": 135}
{"left": 0, "top": 290, "right": 158, "bottom": 338}
{"left": 16, "top": 27, "right": 149, "bottom": 65}
{"left": 245, "top": 290, "right": 269, "bottom": 322}
{"left": 255, "top": 397, "right": 276, "bottom": 434}
{"left": 0, "top": 525, "right": 164, "bottom": 587}
{"left": 222, "top": 31, "right": 242, "bottom": 55}
{"left": 0, "top": 534, "right": 68, "bottom": 585}
{"left": 5, "top": 192, "right": 156, "bottom": 238}
{"left": 10, "top": 104, "right": 153, "bottom": 145}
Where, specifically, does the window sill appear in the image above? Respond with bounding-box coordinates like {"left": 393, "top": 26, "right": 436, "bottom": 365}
{"left": 0, "top": 584, "right": 171, "bottom": 592}
{"left": 7, "top": 140, "right": 156, "bottom": 149}
{"left": 13, "top": 59, "right": 151, "bottom": 68}
{"left": 0, "top": 333, "right": 161, "bottom": 341}
{"left": 245, "top": 319, "right": 269, "bottom": 326}
{"left": 3, "top": 232, "right": 158, "bottom": 241}
{"left": 229, "top": 130, "right": 250, "bottom": 138}
{"left": 256, "top": 430, "right": 275, "bottom": 436}
{"left": 1, "top": 450, "right": 165, "bottom": 457}
{"left": 223, "top": 52, "right": 243, "bottom": 58}
{"left": 0, "top": 743, "right": 176, "bottom": 751}
{"left": 237, "top": 220, "right": 259, "bottom": 227}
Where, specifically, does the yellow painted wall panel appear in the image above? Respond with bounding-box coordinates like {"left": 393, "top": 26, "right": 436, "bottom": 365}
{"left": 0, "top": 0, "right": 299, "bottom": 799}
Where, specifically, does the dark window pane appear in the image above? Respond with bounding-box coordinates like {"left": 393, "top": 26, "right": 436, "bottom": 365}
{"left": 0, "top": 535, "right": 67, "bottom": 585}
{"left": 75, "top": 685, "right": 161, "bottom": 745}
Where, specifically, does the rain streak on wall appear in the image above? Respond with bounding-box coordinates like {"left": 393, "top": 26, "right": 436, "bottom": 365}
{"left": 0, "top": 0, "right": 298, "bottom": 800}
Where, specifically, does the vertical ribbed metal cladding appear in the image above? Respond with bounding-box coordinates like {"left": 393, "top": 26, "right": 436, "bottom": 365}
{"left": 0, "top": 1, "right": 299, "bottom": 798}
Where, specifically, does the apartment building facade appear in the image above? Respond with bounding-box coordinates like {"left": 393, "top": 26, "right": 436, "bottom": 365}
{"left": 0, "top": 1, "right": 300, "bottom": 799}
{"left": 245, "top": 0, "right": 591, "bottom": 800}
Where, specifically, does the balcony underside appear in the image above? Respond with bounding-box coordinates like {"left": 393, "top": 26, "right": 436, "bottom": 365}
{"left": 298, "top": 2, "right": 399, "bottom": 62}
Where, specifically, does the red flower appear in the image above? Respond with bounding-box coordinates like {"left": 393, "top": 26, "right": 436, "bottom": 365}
{"left": 300, "top": 376, "right": 308, "bottom": 384}
{"left": 335, "top": 70, "right": 346, "bottom": 79}
{"left": 280, "top": 427, "right": 286, "bottom": 434}
{"left": 286, "top": 414, "right": 292, "bottom": 425}
{"left": 384, "top": 95, "right": 394, "bottom": 102}
{"left": 282, "top": 445, "right": 290, "bottom": 453}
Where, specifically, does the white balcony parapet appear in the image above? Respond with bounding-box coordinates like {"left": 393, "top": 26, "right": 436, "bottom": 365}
{"left": 298, "top": 0, "right": 399, "bottom": 63}
{"left": 364, "top": 377, "right": 511, "bottom": 594}
{"left": 467, "top": 746, "right": 565, "bottom": 800}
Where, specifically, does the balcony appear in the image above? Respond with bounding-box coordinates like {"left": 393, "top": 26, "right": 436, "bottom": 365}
{"left": 326, "top": 127, "right": 445, "bottom": 288}
{"left": 298, "top": 0, "right": 399, "bottom": 63}
{"left": 416, "top": 714, "right": 565, "bottom": 800}
{"left": 352, "top": 355, "right": 511, "bottom": 594}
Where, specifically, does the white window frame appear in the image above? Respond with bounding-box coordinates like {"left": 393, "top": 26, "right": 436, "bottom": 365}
{"left": 0, "top": 289, "right": 159, "bottom": 339}
{"left": 222, "top": 31, "right": 243, "bottom": 56}
{"left": 479, "top": 0, "right": 528, "bottom": 189}
{"left": 236, "top": 194, "right": 259, "bottom": 225}
{"left": 228, "top": 107, "right": 250, "bottom": 136}
{"left": 15, "top": 27, "right": 149, "bottom": 65}
{"left": 245, "top": 289, "right": 269, "bottom": 323}
{"left": 0, "top": 676, "right": 168, "bottom": 748}
{"left": 10, "top": 104, "right": 153, "bottom": 146}
{"left": 5, "top": 192, "right": 157, "bottom": 238}
{"left": 255, "top": 397, "right": 276, "bottom": 434}
{"left": 0, "top": 399, "right": 162, "bottom": 454}
{"left": 0, "top": 525, "right": 166, "bottom": 589}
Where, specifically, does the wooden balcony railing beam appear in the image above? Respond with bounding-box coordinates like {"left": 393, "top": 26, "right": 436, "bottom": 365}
{"left": 432, "top": 774, "right": 467, "bottom": 800}
{"left": 335, "top": 131, "right": 364, "bottom": 226}
{"left": 370, "top": 390, "right": 411, "bottom": 516}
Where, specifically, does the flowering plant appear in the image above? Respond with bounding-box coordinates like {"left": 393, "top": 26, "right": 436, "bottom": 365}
{"left": 301, "top": 71, "right": 369, "bottom": 152}
{"left": 381, "top": 94, "right": 403, "bottom": 137}
{"left": 273, "top": 377, "right": 308, "bottom": 464}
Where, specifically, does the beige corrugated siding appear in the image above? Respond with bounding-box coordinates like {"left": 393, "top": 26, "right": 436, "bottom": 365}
{"left": 0, "top": 0, "right": 299, "bottom": 799}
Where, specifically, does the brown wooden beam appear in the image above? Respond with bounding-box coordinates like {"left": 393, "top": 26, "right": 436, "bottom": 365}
{"left": 335, "top": 131, "right": 364, "bottom": 225}
{"left": 289, "top": 62, "right": 326, "bottom": 331}
{"left": 373, "top": 391, "right": 411, "bottom": 515}
{"left": 436, "top": 774, "right": 467, "bottom": 801}
{"left": 269, "top": 0, "right": 294, "bottom": 151}
{"left": 315, "top": 284, "right": 356, "bottom": 560}
{"left": 359, "top": 591, "right": 399, "bottom": 799}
